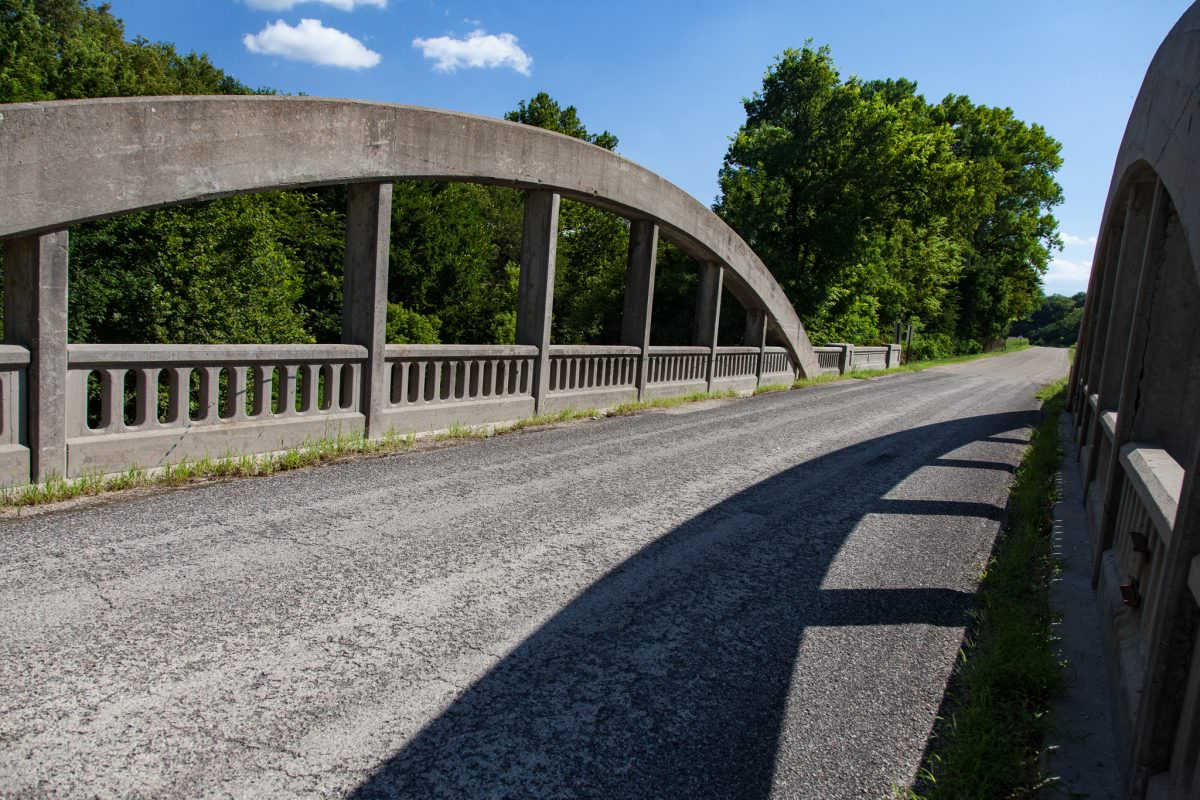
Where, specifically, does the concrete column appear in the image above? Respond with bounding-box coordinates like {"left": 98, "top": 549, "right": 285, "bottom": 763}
{"left": 1092, "top": 180, "right": 1165, "bottom": 585}
{"left": 621, "top": 219, "right": 658, "bottom": 399}
{"left": 694, "top": 262, "right": 723, "bottom": 392}
{"left": 886, "top": 344, "right": 901, "bottom": 369}
{"left": 4, "top": 231, "right": 69, "bottom": 482}
{"left": 744, "top": 308, "right": 767, "bottom": 386}
{"left": 343, "top": 182, "right": 393, "bottom": 440}
{"left": 516, "top": 191, "right": 560, "bottom": 412}
{"left": 836, "top": 343, "right": 854, "bottom": 375}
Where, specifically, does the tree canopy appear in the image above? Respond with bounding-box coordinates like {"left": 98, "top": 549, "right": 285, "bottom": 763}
{"left": 717, "top": 45, "right": 1064, "bottom": 348}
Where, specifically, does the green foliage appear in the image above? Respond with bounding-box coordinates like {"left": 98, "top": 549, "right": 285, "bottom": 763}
{"left": 0, "top": 0, "right": 257, "bottom": 103}
{"left": 70, "top": 194, "right": 313, "bottom": 344}
{"left": 387, "top": 181, "right": 521, "bottom": 344}
{"left": 717, "top": 45, "right": 1063, "bottom": 350}
{"left": 1009, "top": 292, "right": 1085, "bottom": 347}
{"left": 505, "top": 91, "right": 619, "bottom": 151}
{"left": 386, "top": 303, "right": 441, "bottom": 344}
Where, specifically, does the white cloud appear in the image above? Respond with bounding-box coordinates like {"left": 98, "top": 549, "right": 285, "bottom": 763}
{"left": 243, "top": 19, "right": 381, "bottom": 69}
{"left": 1044, "top": 256, "right": 1092, "bottom": 293}
{"left": 244, "top": 0, "right": 386, "bottom": 11}
{"left": 1061, "top": 232, "right": 1098, "bottom": 247}
{"left": 412, "top": 29, "right": 532, "bottom": 75}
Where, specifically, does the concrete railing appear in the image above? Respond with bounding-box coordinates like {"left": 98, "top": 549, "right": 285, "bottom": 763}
{"left": 645, "top": 346, "right": 711, "bottom": 399}
{"left": 0, "top": 335, "right": 905, "bottom": 484}
{"left": 543, "top": 346, "right": 639, "bottom": 414}
{"left": 64, "top": 344, "right": 366, "bottom": 478}
{"left": 381, "top": 345, "right": 537, "bottom": 433}
{"left": 813, "top": 346, "right": 843, "bottom": 375}
{"left": 0, "top": 346, "right": 30, "bottom": 487}
{"left": 0, "top": 95, "right": 907, "bottom": 489}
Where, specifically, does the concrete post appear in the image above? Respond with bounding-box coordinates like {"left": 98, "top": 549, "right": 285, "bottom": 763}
{"left": 516, "top": 191, "right": 560, "bottom": 412}
{"left": 4, "top": 231, "right": 69, "bottom": 482}
{"left": 744, "top": 308, "right": 767, "bottom": 386}
{"left": 343, "top": 182, "right": 393, "bottom": 440}
{"left": 1092, "top": 180, "right": 1165, "bottom": 587}
{"left": 886, "top": 344, "right": 901, "bottom": 369}
{"left": 621, "top": 219, "right": 658, "bottom": 399}
{"left": 694, "top": 262, "right": 723, "bottom": 392}
{"left": 836, "top": 343, "right": 854, "bottom": 375}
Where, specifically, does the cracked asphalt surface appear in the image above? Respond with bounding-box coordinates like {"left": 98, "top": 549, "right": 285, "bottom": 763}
{"left": 0, "top": 347, "right": 1068, "bottom": 799}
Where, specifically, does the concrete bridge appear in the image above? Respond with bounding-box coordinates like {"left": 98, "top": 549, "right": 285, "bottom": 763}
{"left": 0, "top": 74, "right": 1076, "bottom": 800}
{"left": 0, "top": 95, "right": 911, "bottom": 489}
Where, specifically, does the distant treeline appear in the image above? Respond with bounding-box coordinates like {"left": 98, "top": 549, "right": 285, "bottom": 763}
{"left": 0, "top": 1, "right": 1066, "bottom": 352}
{"left": 1009, "top": 293, "right": 1086, "bottom": 347}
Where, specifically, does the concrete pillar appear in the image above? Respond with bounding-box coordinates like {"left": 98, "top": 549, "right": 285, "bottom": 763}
{"left": 1092, "top": 180, "right": 1165, "bottom": 586}
{"left": 886, "top": 344, "right": 901, "bottom": 369}
{"left": 4, "top": 231, "right": 69, "bottom": 482}
{"left": 694, "top": 262, "right": 723, "bottom": 392}
{"left": 744, "top": 308, "right": 767, "bottom": 386}
{"left": 621, "top": 219, "right": 658, "bottom": 399}
{"left": 835, "top": 343, "right": 854, "bottom": 375}
{"left": 343, "top": 182, "right": 393, "bottom": 440}
{"left": 516, "top": 191, "right": 560, "bottom": 412}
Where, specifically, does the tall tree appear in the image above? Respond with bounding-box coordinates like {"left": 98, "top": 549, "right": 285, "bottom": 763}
{"left": 716, "top": 45, "right": 1063, "bottom": 348}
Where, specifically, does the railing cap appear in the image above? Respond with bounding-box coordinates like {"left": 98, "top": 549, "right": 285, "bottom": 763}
{"left": 67, "top": 343, "right": 367, "bottom": 368}
{"left": 384, "top": 344, "right": 538, "bottom": 358}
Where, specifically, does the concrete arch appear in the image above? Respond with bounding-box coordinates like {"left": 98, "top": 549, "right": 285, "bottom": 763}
{"left": 1068, "top": 5, "right": 1200, "bottom": 797}
{"left": 0, "top": 95, "right": 818, "bottom": 375}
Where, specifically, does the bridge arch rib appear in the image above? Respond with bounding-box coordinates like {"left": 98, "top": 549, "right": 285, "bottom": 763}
{"left": 0, "top": 95, "right": 817, "bottom": 374}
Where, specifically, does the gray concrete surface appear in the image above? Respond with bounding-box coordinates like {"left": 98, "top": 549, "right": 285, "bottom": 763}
{"left": 0, "top": 347, "right": 1067, "bottom": 799}
{"left": 1043, "top": 413, "right": 1121, "bottom": 799}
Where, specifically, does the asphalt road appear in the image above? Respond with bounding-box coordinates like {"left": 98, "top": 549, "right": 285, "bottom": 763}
{"left": 0, "top": 347, "right": 1068, "bottom": 799}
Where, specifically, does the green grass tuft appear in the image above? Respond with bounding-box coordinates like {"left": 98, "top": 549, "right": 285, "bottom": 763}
{"left": 903, "top": 377, "right": 1067, "bottom": 799}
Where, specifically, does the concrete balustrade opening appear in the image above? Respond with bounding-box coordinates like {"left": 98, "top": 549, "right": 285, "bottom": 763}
{"left": 0, "top": 96, "right": 905, "bottom": 489}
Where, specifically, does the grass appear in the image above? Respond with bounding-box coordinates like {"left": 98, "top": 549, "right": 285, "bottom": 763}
{"left": 0, "top": 407, "right": 610, "bottom": 510}
{"left": 607, "top": 389, "right": 738, "bottom": 416}
{"left": 903, "top": 378, "right": 1067, "bottom": 799}
{"left": 0, "top": 345, "right": 1038, "bottom": 510}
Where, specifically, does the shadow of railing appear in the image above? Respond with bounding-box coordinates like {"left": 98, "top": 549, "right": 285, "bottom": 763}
{"left": 349, "top": 409, "right": 1038, "bottom": 799}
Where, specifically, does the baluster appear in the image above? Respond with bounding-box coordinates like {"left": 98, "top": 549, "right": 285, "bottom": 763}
{"left": 275, "top": 365, "right": 297, "bottom": 416}
{"left": 326, "top": 363, "right": 342, "bottom": 412}
{"left": 390, "top": 361, "right": 406, "bottom": 407}
{"left": 163, "top": 367, "right": 189, "bottom": 426}
{"left": 250, "top": 365, "right": 273, "bottom": 418}
{"left": 65, "top": 369, "right": 90, "bottom": 437}
{"left": 412, "top": 361, "right": 426, "bottom": 404}
{"left": 131, "top": 367, "right": 157, "bottom": 428}
{"left": 195, "top": 366, "right": 220, "bottom": 422}
{"left": 100, "top": 368, "right": 123, "bottom": 433}
{"left": 226, "top": 365, "right": 249, "bottom": 420}
{"left": 299, "top": 364, "right": 319, "bottom": 414}
{"left": 430, "top": 360, "right": 443, "bottom": 403}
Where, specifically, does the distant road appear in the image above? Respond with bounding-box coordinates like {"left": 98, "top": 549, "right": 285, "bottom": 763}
{"left": 0, "top": 347, "right": 1068, "bottom": 799}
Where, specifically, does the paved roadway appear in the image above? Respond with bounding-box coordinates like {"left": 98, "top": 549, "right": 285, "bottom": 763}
{"left": 0, "top": 347, "right": 1068, "bottom": 799}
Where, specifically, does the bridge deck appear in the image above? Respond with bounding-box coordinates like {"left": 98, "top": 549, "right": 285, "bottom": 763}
{"left": 0, "top": 347, "right": 1068, "bottom": 798}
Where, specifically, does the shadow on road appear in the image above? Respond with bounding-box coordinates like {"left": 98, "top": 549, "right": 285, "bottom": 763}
{"left": 349, "top": 409, "right": 1037, "bottom": 799}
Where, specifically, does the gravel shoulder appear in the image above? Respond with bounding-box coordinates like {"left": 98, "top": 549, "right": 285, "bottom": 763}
{"left": 0, "top": 347, "right": 1068, "bottom": 799}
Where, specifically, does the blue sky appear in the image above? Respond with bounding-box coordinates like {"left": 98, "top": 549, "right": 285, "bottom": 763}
{"left": 108, "top": 0, "right": 1192, "bottom": 296}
